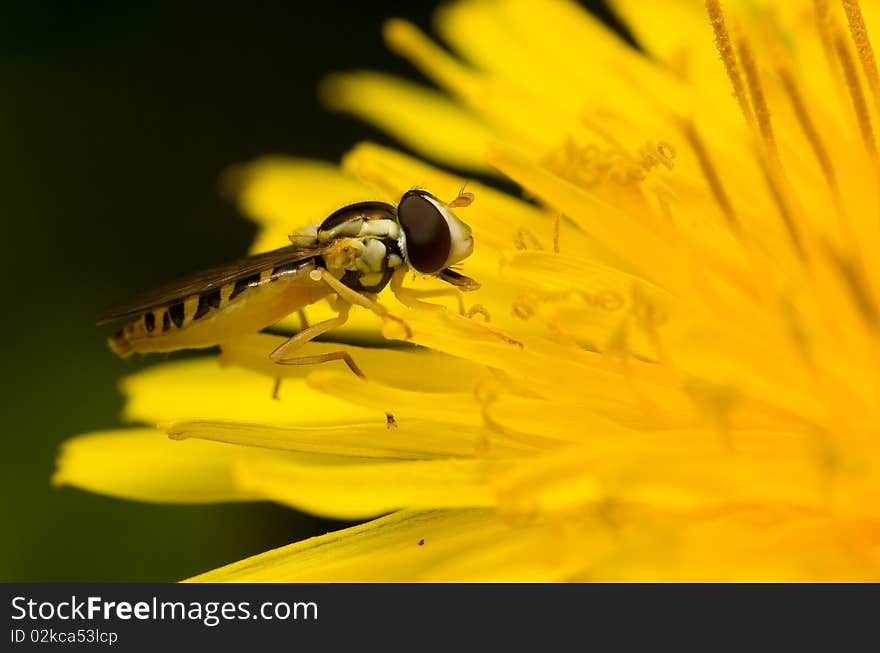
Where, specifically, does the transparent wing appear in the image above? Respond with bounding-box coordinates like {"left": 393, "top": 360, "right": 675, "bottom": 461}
{"left": 98, "top": 244, "right": 329, "bottom": 324}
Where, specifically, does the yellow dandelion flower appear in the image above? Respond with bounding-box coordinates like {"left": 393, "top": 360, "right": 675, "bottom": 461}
{"left": 55, "top": 0, "right": 880, "bottom": 581}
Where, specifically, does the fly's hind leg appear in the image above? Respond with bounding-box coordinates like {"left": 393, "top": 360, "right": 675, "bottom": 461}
{"left": 269, "top": 301, "right": 360, "bottom": 374}
{"left": 269, "top": 298, "right": 397, "bottom": 427}
{"left": 269, "top": 301, "right": 339, "bottom": 399}
{"left": 275, "top": 350, "right": 365, "bottom": 378}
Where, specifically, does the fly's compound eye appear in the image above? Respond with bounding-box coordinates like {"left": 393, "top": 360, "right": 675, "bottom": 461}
{"left": 397, "top": 190, "right": 474, "bottom": 274}
{"left": 397, "top": 191, "right": 452, "bottom": 274}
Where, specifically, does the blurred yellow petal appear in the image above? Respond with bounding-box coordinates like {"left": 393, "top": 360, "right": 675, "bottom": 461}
{"left": 609, "top": 0, "right": 727, "bottom": 87}
{"left": 321, "top": 72, "right": 496, "bottom": 171}
{"left": 53, "top": 428, "right": 258, "bottom": 503}
{"left": 493, "top": 433, "right": 880, "bottom": 518}
{"left": 383, "top": 18, "right": 569, "bottom": 150}
{"left": 187, "top": 503, "right": 880, "bottom": 581}
{"left": 227, "top": 157, "right": 372, "bottom": 233}
{"left": 186, "top": 510, "right": 519, "bottom": 582}
{"left": 437, "top": 0, "right": 632, "bottom": 113}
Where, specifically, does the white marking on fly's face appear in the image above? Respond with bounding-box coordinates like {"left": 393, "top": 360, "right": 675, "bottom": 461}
{"left": 422, "top": 195, "right": 474, "bottom": 268}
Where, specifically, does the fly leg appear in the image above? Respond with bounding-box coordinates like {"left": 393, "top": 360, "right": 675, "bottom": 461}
{"left": 389, "top": 266, "right": 465, "bottom": 314}
{"left": 389, "top": 268, "right": 522, "bottom": 348}
{"left": 297, "top": 309, "right": 309, "bottom": 330}
{"left": 274, "top": 349, "right": 365, "bottom": 377}
{"left": 269, "top": 300, "right": 397, "bottom": 427}
{"left": 311, "top": 267, "right": 412, "bottom": 339}
{"left": 269, "top": 302, "right": 361, "bottom": 376}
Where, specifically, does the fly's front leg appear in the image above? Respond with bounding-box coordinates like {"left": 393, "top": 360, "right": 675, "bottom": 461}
{"left": 390, "top": 267, "right": 465, "bottom": 314}
{"left": 311, "top": 267, "right": 412, "bottom": 339}
{"left": 390, "top": 268, "right": 521, "bottom": 347}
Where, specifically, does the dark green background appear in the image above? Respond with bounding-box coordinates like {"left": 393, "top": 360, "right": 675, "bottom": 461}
{"left": 0, "top": 0, "right": 616, "bottom": 581}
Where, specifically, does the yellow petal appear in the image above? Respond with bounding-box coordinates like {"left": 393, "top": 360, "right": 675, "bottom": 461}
{"left": 608, "top": 0, "right": 723, "bottom": 82}
{"left": 321, "top": 72, "right": 496, "bottom": 171}
{"left": 500, "top": 249, "right": 676, "bottom": 358}
{"left": 232, "top": 457, "right": 506, "bottom": 519}
{"left": 220, "top": 333, "right": 490, "bottom": 393}
{"left": 383, "top": 18, "right": 571, "bottom": 150}
{"left": 121, "top": 358, "right": 381, "bottom": 426}
{"left": 378, "top": 308, "right": 664, "bottom": 405}
{"left": 185, "top": 509, "right": 514, "bottom": 581}
{"left": 187, "top": 504, "right": 880, "bottom": 582}
{"left": 226, "top": 157, "right": 372, "bottom": 232}
{"left": 166, "top": 417, "right": 532, "bottom": 460}
{"left": 437, "top": 0, "right": 635, "bottom": 112}
{"left": 304, "top": 369, "right": 484, "bottom": 426}
{"left": 486, "top": 142, "right": 697, "bottom": 293}
{"left": 493, "top": 432, "right": 880, "bottom": 519}
{"left": 52, "top": 428, "right": 258, "bottom": 503}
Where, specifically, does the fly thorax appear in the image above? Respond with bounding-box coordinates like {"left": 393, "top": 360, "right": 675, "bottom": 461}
{"left": 321, "top": 234, "right": 401, "bottom": 293}
{"left": 317, "top": 216, "right": 403, "bottom": 292}
{"left": 322, "top": 238, "right": 365, "bottom": 275}
{"left": 327, "top": 237, "right": 390, "bottom": 285}
{"left": 317, "top": 218, "right": 400, "bottom": 243}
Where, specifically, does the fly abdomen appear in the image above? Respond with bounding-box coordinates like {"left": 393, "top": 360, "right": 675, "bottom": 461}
{"left": 229, "top": 273, "right": 261, "bottom": 301}
{"left": 106, "top": 257, "right": 327, "bottom": 357}
{"left": 193, "top": 289, "right": 222, "bottom": 320}
{"left": 109, "top": 286, "right": 229, "bottom": 356}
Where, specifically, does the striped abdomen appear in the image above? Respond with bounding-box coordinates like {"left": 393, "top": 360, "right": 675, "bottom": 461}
{"left": 109, "top": 259, "right": 329, "bottom": 356}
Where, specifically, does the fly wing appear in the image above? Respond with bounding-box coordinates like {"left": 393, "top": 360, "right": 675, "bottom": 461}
{"left": 98, "top": 244, "right": 328, "bottom": 324}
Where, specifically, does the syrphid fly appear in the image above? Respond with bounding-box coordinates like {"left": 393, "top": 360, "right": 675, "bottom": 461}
{"left": 99, "top": 189, "right": 480, "bottom": 378}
